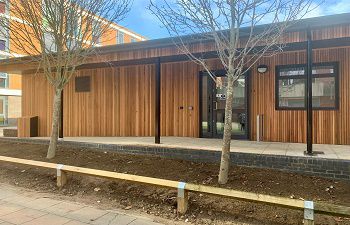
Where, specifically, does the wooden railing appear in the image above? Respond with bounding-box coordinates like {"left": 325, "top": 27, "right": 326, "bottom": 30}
{"left": 0, "top": 155, "right": 349, "bottom": 225}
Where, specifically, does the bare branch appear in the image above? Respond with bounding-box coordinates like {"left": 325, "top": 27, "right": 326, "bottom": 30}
{"left": 149, "top": 0, "right": 323, "bottom": 184}
{"left": 0, "top": 0, "right": 131, "bottom": 89}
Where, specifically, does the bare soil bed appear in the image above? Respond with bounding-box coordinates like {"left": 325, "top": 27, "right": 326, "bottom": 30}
{"left": 0, "top": 140, "right": 349, "bottom": 225}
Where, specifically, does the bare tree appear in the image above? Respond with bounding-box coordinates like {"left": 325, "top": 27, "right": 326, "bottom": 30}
{"left": 0, "top": 0, "right": 131, "bottom": 159}
{"left": 149, "top": 0, "right": 320, "bottom": 184}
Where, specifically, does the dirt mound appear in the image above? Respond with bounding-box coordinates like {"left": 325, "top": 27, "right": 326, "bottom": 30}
{"left": 0, "top": 140, "right": 349, "bottom": 225}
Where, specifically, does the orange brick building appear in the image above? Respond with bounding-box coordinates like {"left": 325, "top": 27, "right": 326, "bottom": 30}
{"left": 0, "top": 0, "right": 146, "bottom": 126}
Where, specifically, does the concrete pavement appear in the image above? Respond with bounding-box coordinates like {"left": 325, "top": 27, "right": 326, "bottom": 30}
{"left": 31, "top": 136, "right": 350, "bottom": 160}
{"left": 0, "top": 184, "right": 164, "bottom": 225}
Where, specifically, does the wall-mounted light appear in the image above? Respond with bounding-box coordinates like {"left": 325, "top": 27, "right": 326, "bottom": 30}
{"left": 257, "top": 65, "right": 268, "bottom": 74}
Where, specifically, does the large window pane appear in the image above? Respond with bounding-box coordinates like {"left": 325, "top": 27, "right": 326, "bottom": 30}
{"left": 0, "top": 40, "right": 5, "bottom": 51}
{"left": 312, "top": 77, "right": 336, "bottom": 108}
{"left": 279, "top": 66, "right": 305, "bottom": 76}
{"left": 43, "top": 32, "right": 56, "bottom": 52}
{"left": 0, "top": 73, "right": 7, "bottom": 88}
{"left": 201, "top": 75, "right": 209, "bottom": 133}
{"left": 117, "top": 31, "right": 124, "bottom": 44}
{"left": 278, "top": 78, "right": 305, "bottom": 108}
{"left": 312, "top": 65, "right": 335, "bottom": 75}
{"left": 276, "top": 63, "right": 338, "bottom": 110}
{"left": 233, "top": 77, "right": 245, "bottom": 109}
{"left": 92, "top": 20, "right": 101, "bottom": 44}
{"left": 215, "top": 76, "right": 247, "bottom": 136}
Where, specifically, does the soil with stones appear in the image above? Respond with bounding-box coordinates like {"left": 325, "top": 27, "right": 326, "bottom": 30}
{"left": 0, "top": 140, "right": 349, "bottom": 225}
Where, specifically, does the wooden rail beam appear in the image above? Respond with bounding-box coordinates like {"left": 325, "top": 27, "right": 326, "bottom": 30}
{"left": 315, "top": 202, "right": 350, "bottom": 218}
{"left": 1, "top": 155, "right": 350, "bottom": 222}
{"left": 0, "top": 156, "right": 57, "bottom": 169}
{"left": 62, "top": 165, "right": 179, "bottom": 188}
{"left": 185, "top": 183, "right": 305, "bottom": 210}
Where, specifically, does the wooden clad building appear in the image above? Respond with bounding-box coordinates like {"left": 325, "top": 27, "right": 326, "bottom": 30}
{"left": 1, "top": 13, "right": 350, "bottom": 145}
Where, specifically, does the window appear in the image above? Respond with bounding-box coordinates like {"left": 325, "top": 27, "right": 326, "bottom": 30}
{"left": 92, "top": 20, "right": 101, "bottom": 44}
{"left": 65, "top": 16, "right": 80, "bottom": 50}
{"left": 0, "top": 39, "right": 5, "bottom": 51}
{"left": 0, "top": 73, "right": 8, "bottom": 88}
{"left": 117, "top": 31, "right": 124, "bottom": 44}
{"left": 131, "top": 38, "right": 137, "bottom": 43}
{"left": 0, "top": 1, "right": 6, "bottom": 14}
{"left": 0, "top": 96, "right": 8, "bottom": 126}
{"left": 276, "top": 62, "right": 338, "bottom": 110}
{"left": 43, "top": 32, "right": 56, "bottom": 52}
{"left": 66, "top": 15, "right": 79, "bottom": 38}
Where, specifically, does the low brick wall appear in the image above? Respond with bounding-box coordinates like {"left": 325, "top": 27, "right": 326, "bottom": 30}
{"left": 0, "top": 137, "right": 349, "bottom": 180}
{"left": 3, "top": 129, "right": 18, "bottom": 137}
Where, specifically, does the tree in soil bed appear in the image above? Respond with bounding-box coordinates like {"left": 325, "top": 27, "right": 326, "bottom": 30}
{"left": 0, "top": 0, "right": 131, "bottom": 159}
{"left": 149, "top": 0, "right": 321, "bottom": 184}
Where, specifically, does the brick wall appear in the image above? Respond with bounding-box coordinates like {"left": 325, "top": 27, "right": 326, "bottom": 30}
{"left": 0, "top": 138, "right": 349, "bottom": 180}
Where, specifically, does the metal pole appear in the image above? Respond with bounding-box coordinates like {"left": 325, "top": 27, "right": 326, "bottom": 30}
{"left": 306, "top": 27, "right": 313, "bottom": 155}
{"left": 155, "top": 58, "right": 161, "bottom": 144}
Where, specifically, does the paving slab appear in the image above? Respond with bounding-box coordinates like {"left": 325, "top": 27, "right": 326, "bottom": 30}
{"left": 129, "top": 219, "right": 165, "bottom": 225}
{"left": 0, "top": 185, "right": 165, "bottom": 225}
{"left": 24, "top": 197, "right": 62, "bottom": 210}
{"left": 0, "top": 222, "right": 16, "bottom": 225}
{"left": 0, "top": 208, "right": 47, "bottom": 224}
{"left": 21, "top": 214, "right": 71, "bottom": 225}
{"left": 64, "top": 220, "right": 89, "bottom": 225}
{"left": 0, "top": 190, "right": 18, "bottom": 201}
{"left": 90, "top": 212, "right": 137, "bottom": 225}
{"left": 1, "top": 196, "right": 34, "bottom": 207}
{"left": 65, "top": 206, "right": 109, "bottom": 223}
{"left": 0, "top": 203, "right": 24, "bottom": 216}
{"left": 42, "top": 201, "right": 85, "bottom": 216}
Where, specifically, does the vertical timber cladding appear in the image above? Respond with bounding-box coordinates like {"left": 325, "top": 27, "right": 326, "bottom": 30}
{"left": 250, "top": 47, "right": 350, "bottom": 145}
{"left": 22, "top": 74, "right": 55, "bottom": 137}
{"left": 64, "top": 61, "right": 200, "bottom": 137}
{"left": 63, "top": 65, "right": 156, "bottom": 137}
{"left": 21, "top": 61, "right": 200, "bottom": 137}
{"left": 160, "top": 61, "right": 200, "bottom": 137}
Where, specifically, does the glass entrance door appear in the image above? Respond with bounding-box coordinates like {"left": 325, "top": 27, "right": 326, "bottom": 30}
{"left": 200, "top": 72, "right": 248, "bottom": 139}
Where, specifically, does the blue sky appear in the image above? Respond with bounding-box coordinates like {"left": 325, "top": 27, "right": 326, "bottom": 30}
{"left": 119, "top": 0, "right": 350, "bottom": 40}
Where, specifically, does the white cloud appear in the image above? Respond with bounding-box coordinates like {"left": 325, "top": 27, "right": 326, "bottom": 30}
{"left": 304, "top": 0, "right": 350, "bottom": 19}
{"left": 303, "top": 2, "right": 324, "bottom": 18}
{"left": 325, "top": 0, "right": 350, "bottom": 14}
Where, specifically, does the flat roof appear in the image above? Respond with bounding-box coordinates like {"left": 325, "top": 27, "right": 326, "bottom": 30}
{"left": 93, "top": 12, "right": 350, "bottom": 55}
{"left": 1, "top": 12, "right": 350, "bottom": 73}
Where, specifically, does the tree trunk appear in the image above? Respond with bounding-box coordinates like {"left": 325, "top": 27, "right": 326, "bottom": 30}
{"left": 47, "top": 88, "right": 62, "bottom": 159}
{"left": 218, "top": 75, "right": 234, "bottom": 184}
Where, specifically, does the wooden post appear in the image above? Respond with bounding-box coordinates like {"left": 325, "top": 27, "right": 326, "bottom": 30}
{"left": 177, "top": 182, "right": 188, "bottom": 214}
{"left": 304, "top": 201, "right": 315, "bottom": 225}
{"left": 303, "top": 220, "right": 314, "bottom": 225}
{"left": 155, "top": 58, "right": 161, "bottom": 144}
{"left": 56, "top": 164, "right": 67, "bottom": 188}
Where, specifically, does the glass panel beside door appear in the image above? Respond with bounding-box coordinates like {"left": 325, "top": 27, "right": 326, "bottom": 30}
{"left": 200, "top": 72, "right": 248, "bottom": 139}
